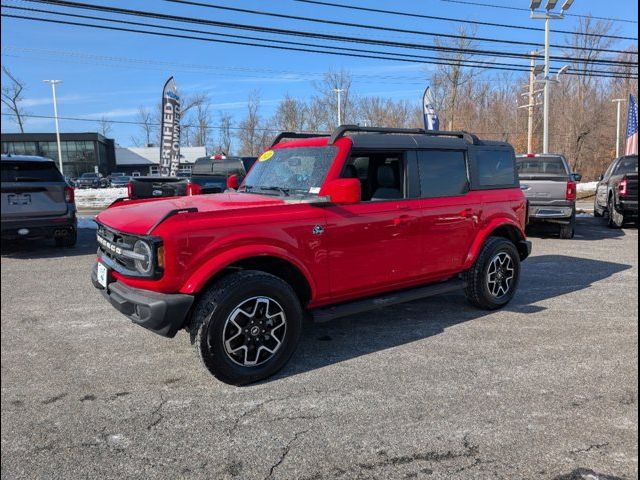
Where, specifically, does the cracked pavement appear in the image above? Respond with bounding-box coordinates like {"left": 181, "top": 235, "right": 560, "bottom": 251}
{"left": 1, "top": 216, "right": 637, "bottom": 479}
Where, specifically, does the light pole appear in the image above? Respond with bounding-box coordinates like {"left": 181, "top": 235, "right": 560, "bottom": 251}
{"left": 333, "top": 88, "right": 344, "bottom": 126}
{"left": 43, "top": 80, "right": 64, "bottom": 174}
{"left": 530, "top": 0, "right": 575, "bottom": 154}
{"left": 612, "top": 98, "right": 627, "bottom": 158}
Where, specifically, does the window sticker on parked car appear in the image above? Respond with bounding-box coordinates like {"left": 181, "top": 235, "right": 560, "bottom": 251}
{"left": 309, "top": 187, "right": 321, "bottom": 194}
{"left": 259, "top": 150, "right": 274, "bottom": 162}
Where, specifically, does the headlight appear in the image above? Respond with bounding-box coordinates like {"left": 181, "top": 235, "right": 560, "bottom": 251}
{"left": 133, "top": 240, "right": 153, "bottom": 275}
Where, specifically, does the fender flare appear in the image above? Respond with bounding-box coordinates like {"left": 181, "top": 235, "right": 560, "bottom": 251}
{"left": 179, "top": 244, "right": 317, "bottom": 297}
{"left": 463, "top": 218, "right": 526, "bottom": 269}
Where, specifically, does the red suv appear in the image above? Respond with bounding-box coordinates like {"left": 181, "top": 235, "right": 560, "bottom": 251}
{"left": 92, "top": 126, "right": 531, "bottom": 385}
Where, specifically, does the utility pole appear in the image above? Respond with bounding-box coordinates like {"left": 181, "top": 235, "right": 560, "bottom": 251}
{"left": 612, "top": 98, "right": 627, "bottom": 158}
{"left": 529, "top": 0, "right": 575, "bottom": 154}
{"left": 518, "top": 51, "right": 543, "bottom": 153}
{"left": 333, "top": 88, "right": 344, "bottom": 126}
{"left": 43, "top": 80, "right": 64, "bottom": 174}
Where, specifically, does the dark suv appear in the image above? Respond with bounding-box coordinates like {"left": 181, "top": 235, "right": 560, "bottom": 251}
{"left": 93, "top": 126, "right": 530, "bottom": 385}
{"left": 1, "top": 155, "right": 77, "bottom": 246}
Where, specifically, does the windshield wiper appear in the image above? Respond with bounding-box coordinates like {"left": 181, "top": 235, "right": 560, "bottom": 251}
{"left": 255, "top": 186, "right": 291, "bottom": 196}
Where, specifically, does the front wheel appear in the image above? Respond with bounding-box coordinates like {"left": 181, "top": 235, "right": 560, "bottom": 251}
{"left": 190, "top": 271, "right": 303, "bottom": 385}
{"left": 464, "top": 237, "right": 521, "bottom": 310}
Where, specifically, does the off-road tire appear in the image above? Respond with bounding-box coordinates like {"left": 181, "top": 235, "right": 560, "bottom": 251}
{"left": 607, "top": 196, "right": 625, "bottom": 229}
{"left": 464, "top": 237, "right": 521, "bottom": 310}
{"left": 55, "top": 228, "right": 77, "bottom": 247}
{"left": 189, "top": 270, "right": 303, "bottom": 385}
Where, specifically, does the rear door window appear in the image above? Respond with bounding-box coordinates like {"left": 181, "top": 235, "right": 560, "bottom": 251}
{"left": 470, "top": 148, "right": 518, "bottom": 189}
{"left": 1, "top": 161, "right": 63, "bottom": 183}
{"left": 417, "top": 150, "right": 468, "bottom": 198}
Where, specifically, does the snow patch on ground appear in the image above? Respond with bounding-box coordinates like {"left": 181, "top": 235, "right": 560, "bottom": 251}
{"left": 77, "top": 216, "right": 97, "bottom": 229}
{"left": 577, "top": 181, "right": 598, "bottom": 199}
{"left": 75, "top": 187, "right": 127, "bottom": 209}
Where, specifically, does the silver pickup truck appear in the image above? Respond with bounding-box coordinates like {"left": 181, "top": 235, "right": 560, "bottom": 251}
{"left": 516, "top": 154, "right": 582, "bottom": 239}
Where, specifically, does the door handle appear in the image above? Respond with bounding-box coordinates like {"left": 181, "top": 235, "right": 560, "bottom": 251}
{"left": 461, "top": 208, "right": 475, "bottom": 218}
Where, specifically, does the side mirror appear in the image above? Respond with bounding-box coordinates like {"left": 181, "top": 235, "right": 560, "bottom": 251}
{"left": 322, "top": 178, "right": 361, "bottom": 205}
{"left": 598, "top": 174, "right": 604, "bottom": 181}
{"left": 227, "top": 174, "right": 240, "bottom": 190}
{"left": 573, "top": 173, "right": 583, "bottom": 182}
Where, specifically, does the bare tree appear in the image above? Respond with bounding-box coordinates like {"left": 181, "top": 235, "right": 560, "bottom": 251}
{"left": 432, "top": 27, "right": 483, "bottom": 130}
{"left": 192, "top": 102, "right": 212, "bottom": 148}
{"left": 136, "top": 106, "right": 156, "bottom": 147}
{"left": 217, "top": 113, "right": 233, "bottom": 155}
{"left": 274, "top": 94, "right": 307, "bottom": 131}
{"left": 237, "top": 91, "right": 267, "bottom": 156}
{"left": 98, "top": 116, "right": 113, "bottom": 137}
{"left": 313, "top": 69, "right": 355, "bottom": 130}
{"left": 1, "top": 67, "right": 28, "bottom": 132}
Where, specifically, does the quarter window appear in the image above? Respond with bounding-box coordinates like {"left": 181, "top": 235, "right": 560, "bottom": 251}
{"left": 417, "top": 150, "right": 468, "bottom": 198}
{"left": 473, "top": 149, "right": 517, "bottom": 188}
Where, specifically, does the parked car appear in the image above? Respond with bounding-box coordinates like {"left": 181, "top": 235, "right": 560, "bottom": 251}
{"left": 127, "top": 175, "right": 189, "bottom": 199}
{"left": 594, "top": 155, "right": 638, "bottom": 228}
{"left": 516, "top": 154, "right": 582, "bottom": 239}
{"left": 92, "top": 125, "right": 531, "bottom": 385}
{"left": 76, "top": 172, "right": 106, "bottom": 189}
{"left": 187, "top": 155, "right": 257, "bottom": 195}
{"left": 1, "top": 154, "right": 77, "bottom": 247}
{"left": 110, "top": 172, "right": 126, "bottom": 179}
{"left": 110, "top": 175, "right": 132, "bottom": 188}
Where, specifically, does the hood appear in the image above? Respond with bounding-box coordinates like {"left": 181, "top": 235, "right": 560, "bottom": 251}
{"left": 96, "top": 192, "right": 285, "bottom": 236}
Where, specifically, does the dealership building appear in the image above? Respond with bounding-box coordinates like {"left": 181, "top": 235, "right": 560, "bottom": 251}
{"left": 1, "top": 132, "right": 205, "bottom": 177}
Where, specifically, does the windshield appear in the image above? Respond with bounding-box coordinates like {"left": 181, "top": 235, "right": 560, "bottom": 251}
{"left": 614, "top": 156, "right": 638, "bottom": 175}
{"left": 1, "top": 161, "right": 63, "bottom": 182}
{"left": 242, "top": 147, "right": 337, "bottom": 196}
{"left": 516, "top": 156, "right": 568, "bottom": 176}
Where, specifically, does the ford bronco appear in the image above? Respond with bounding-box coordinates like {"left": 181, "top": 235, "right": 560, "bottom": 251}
{"left": 92, "top": 126, "right": 531, "bottom": 385}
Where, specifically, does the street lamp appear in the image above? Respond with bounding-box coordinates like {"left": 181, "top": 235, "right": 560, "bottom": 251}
{"left": 530, "top": 0, "right": 576, "bottom": 154}
{"left": 43, "top": 79, "right": 64, "bottom": 174}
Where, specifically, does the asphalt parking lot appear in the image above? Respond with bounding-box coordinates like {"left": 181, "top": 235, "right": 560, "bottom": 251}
{"left": 1, "top": 216, "right": 637, "bottom": 480}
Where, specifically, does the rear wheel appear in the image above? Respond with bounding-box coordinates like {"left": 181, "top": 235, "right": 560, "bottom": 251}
{"left": 190, "top": 271, "right": 303, "bottom": 385}
{"left": 559, "top": 212, "right": 576, "bottom": 239}
{"left": 607, "top": 196, "right": 625, "bottom": 229}
{"left": 464, "top": 237, "right": 521, "bottom": 310}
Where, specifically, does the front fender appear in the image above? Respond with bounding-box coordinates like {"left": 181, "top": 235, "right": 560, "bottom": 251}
{"left": 462, "top": 218, "right": 526, "bottom": 269}
{"left": 178, "top": 244, "right": 317, "bottom": 297}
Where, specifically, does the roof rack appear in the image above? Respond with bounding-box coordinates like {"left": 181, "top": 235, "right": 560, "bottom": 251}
{"left": 270, "top": 131, "right": 330, "bottom": 148}
{"left": 328, "top": 125, "right": 479, "bottom": 145}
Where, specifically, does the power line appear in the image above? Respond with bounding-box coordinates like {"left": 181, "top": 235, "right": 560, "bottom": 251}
{"left": 1, "top": 112, "right": 571, "bottom": 137}
{"left": 23, "top": 0, "right": 638, "bottom": 58}
{"left": 439, "top": 0, "right": 638, "bottom": 24}
{"left": 3, "top": 12, "right": 636, "bottom": 80}
{"left": 0, "top": 46, "right": 511, "bottom": 84}
{"left": 13, "top": 0, "right": 639, "bottom": 68}
{"left": 163, "top": 0, "right": 637, "bottom": 55}
{"left": 293, "top": 0, "right": 639, "bottom": 42}
{"left": 0, "top": 9, "right": 546, "bottom": 74}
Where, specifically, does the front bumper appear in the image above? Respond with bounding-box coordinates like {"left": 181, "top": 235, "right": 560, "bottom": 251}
{"left": 1, "top": 213, "right": 76, "bottom": 240}
{"left": 91, "top": 264, "right": 194, "bottom": 338}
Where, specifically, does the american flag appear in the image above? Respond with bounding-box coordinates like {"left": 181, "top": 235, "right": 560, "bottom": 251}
{"left": 625, "top": 94, "right": 638, "bottom": 156}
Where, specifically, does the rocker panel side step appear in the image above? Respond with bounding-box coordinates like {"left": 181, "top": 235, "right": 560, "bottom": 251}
{"left": 311, "top": 278, "right": 466, "bottom": 323}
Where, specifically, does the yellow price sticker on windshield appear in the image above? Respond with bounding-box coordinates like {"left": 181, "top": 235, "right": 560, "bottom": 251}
{"left": 259, "top": 150, "right": 274, "bottom": 162}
